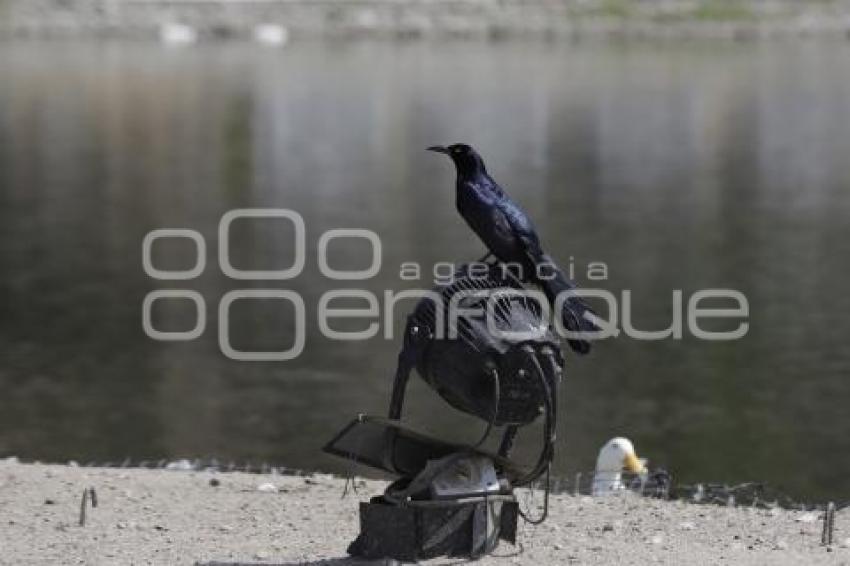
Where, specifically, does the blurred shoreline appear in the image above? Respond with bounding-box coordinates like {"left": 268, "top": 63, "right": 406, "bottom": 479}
{"left": 3, "top": 0, "right": 850, "bottom": 41}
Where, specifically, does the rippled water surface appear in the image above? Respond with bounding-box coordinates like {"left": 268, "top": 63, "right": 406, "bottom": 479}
{"left": 1, "top": 40, "right": 849, "bottom": 500}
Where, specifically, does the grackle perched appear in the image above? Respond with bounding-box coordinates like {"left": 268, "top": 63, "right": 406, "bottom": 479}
{"left": 428, "top": 143, "right": 598, "bottom": 355}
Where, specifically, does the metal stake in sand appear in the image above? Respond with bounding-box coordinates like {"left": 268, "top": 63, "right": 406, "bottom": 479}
{"left": 79, "top": 487, "right": 98, "bottom": 527}
{"left": 821, "top": 502, "right": 836, "bottom": 546}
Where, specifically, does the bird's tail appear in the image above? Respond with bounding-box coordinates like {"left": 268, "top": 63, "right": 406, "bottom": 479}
{"left": 534, "top": 254, "right": 599, "bottom": 355}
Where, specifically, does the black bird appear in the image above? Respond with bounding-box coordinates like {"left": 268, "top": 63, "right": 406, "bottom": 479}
{"left": 428, "top": 143, "right": 598, "bottom": 354}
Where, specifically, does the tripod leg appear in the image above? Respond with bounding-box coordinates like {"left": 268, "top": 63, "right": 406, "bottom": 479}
{"left": 388, "top": 348, "right": 415, "bottom": 421}
{"left": 384, "top": 339, "right": 419, "bottom": 475}
{"left": 388, "top": 318, "right": 427, "bottom": 420}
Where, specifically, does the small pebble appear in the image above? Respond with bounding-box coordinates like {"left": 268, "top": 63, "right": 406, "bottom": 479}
{"left": 257, "top": 483, "right": 277, "bottom": 493}
{"left": 679, "top": 521, "right": 696, "bottom": 531}
{"left": 209, "top": 478, "right": 220, "bottom": 487}
{"left": 795, "top": 512, "right": 817, "bottom": 523}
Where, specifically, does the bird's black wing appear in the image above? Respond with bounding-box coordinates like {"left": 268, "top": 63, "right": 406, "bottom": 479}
{"left": 476, "top": 199, "right": 527, "bottom": 263}
{"left": 514, "top": 232, "right": 598, "bottom": 355}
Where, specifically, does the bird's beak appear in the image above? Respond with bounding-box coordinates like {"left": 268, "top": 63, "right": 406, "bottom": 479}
{"left": 427, "top": 145, "right": 449, "bottom": 154}
{"left": 623, "top": 451, "right": 645, "bottom": 474}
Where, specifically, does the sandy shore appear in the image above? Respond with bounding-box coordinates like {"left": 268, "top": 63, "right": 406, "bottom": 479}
{"left": 0, "top": 459, "right": 846, "bottom": 565}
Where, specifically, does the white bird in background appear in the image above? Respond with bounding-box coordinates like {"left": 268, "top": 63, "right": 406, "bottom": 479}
{"left": 253, "top": 24, "right": 289, "bottom": 46}
{"left": 159, "top": 22, "right": 198, "bottom": 45}
{"left": 592, "top": 437, "right": 646, "bottom": 496}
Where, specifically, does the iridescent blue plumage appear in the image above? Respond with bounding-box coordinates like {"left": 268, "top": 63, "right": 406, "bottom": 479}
{"left": 429, "top": 143, "right": 598, "bottom": 354}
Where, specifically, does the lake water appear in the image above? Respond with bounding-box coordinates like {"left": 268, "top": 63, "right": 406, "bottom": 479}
{"left": 1, "top": 39, "right": 849, "bottom": 501}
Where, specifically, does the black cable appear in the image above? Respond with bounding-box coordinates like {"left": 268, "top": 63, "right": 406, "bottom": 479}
{"left": 515, "top": 346, "right": 556, "bottom": 524}
{"left": 472, "top": 367, "right": 500, "bottom": 450}
{"left": 515, "top": 347, "right": 555, "bottom": 487}
{"left": 519, "top": 462, "right": 551, "bottom": 525}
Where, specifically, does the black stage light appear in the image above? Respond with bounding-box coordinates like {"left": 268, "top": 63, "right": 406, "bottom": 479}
{"left": 325, "top": 263, "right": 568, "bottom": 560}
